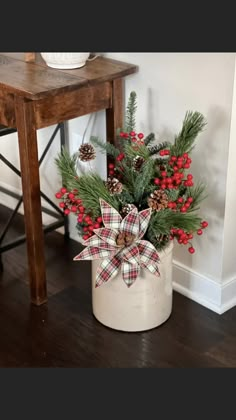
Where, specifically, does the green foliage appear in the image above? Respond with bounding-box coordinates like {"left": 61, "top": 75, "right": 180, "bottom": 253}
{"left": 77, "top": 173, "right": 119, "bottom": 217}
{"left": 166, "top": 189, "right": 179, "bottom": 202}
{"left": 54, "top": 91, "right": 208, "bottom": 254}
{"left": 55, "top": 148, "right": 79, "bottom": 191}
{"left": 146, "top": 210, "right": 202, "bottom": 250}
{"left": 118, "top": 190, "right": 135, "bottom": 205}
{"left": 187, "top": 181, "right": 208, "bottom": 212}
{"left": 171, "top": 111, "right": 206, "bottom": 156}
{"left": 90, "top": 136, "right": 120, "bottom": 158}
{"left": 125, "top": 91, "right": 137, "bottom": 133}
{"left": 133, "top": 159, "right": 156, "bottom": 204}
{"left": 123, "top": 142, "right": 150, "bottom": 160}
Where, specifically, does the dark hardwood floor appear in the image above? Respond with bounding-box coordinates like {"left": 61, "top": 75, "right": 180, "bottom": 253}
{"left": 0, "top": 204, "right": 235, "bottom": 367}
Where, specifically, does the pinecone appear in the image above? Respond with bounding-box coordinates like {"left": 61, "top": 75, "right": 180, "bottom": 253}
{"left": 133, "top": 155, "right": 145, "bottom": 171}
{"left": 120, "top": 203, "right": 136, "bottom": 218}
{"left": 105, "top": 177, "right": 123, "bottom": 195}
{"left": 116, "top": 232, "right": 135, "bottom": 247}
{"left": 148, "top": 190, "right": 169, "bottom": 211}
{"left": 78, "top": 143, "right": 96, "bottom": 162}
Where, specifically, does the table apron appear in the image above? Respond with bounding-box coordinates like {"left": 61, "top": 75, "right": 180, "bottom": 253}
{"left": 34, "top": 81, "right": 113, "bottom": 129}
{"left": 0, "top": 81, "right": 113, "bottom": 130}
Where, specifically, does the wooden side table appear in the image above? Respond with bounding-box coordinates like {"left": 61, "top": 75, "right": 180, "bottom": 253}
{"left": 0, "top": 53, "right": 137, "bottom": 305}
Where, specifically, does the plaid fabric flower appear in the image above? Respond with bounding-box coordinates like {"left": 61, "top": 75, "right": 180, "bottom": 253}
{"left": 74, "top": 199, "right": 160, "bottom": 287}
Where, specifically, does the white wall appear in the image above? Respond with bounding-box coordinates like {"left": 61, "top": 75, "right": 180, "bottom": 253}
{"left": 1, "top": 52, "right": 236, "bottom": 313}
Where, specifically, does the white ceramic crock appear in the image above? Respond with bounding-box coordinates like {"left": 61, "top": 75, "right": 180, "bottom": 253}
{"left": 92, "top": 241, "right": 173, "bottom": 332}
{"left": 40, "top": 53, "right": 90, "bottom": 69}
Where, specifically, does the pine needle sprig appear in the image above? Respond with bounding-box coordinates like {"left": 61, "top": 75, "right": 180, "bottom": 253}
{"left": 166, "top": 189, "right": 179, "bottom": 202}
{"left": 118, "top": 190, "right": 135, "bottom": 205}
{"left": 171, "top": 111, "right": 206, "bottom": 156}
{"left": 90, "top": 136, "right": 120, "bottom": 158}
{"left": 116, "top": 160, "right": 136, "bottom": 193}
{"left": 146, "top": 210, "right": 202, "bottom": 249}
{"left": 123, "top": 142, "right": 150, "bottom": 160}
{"left": 186, "top": 181, "right": 208, "bottom": 212}
{"left": 77, "top": 173, "right": 119, "bottom": 217}
{"left": 55, "top": 148, "right": 79, "bottom": 190}
{"left": 133, "top": 159, "right": 156, "bottom": 204}
{"left": 125, "top": 91, "right": 137, "bottom": 133}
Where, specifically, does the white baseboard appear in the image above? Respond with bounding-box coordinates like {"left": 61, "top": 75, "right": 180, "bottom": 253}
{"left": 173, "top": 260, "right": 236, "bottom": 314}
{"left": 1, "top": 181, "right": 236, "bottom": 315}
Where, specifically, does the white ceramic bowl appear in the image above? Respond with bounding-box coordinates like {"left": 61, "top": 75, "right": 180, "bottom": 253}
{"left": 40, "top": 53, "right": 90, "bottom": 69}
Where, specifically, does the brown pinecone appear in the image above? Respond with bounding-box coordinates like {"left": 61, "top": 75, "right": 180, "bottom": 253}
{"left": 120, "top": 203, "right": 136, "bottom": 218}
{"left": 133, "top": 155, "right": 145, "bottom": 171}
{"left": 105, "top": 177, "right": 123, "bottom": 195}
{"left": 116, "top": 232, "right": 135, "bottom": 247}
{"left": 78, "top": 143, "right": 96, "bottom": 162}
{"left": 148, "top": 190, "right": 169, "bottom": 211}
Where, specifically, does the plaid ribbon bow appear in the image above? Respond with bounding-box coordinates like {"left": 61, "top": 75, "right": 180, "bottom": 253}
{"left": 74, "top": 199, "right": 160, "bottom": 287}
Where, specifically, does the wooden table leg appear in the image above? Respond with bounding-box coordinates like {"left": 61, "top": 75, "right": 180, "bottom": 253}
{"left": 106, "top": 78, "right": 123, "bottom": 149}
{"left": 15, "top": 97, "right": 47, "bottom": 305}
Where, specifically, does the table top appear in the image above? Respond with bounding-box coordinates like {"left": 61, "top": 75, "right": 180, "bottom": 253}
{"left": 0, "top": 53, "right": 137, "bottom": 100}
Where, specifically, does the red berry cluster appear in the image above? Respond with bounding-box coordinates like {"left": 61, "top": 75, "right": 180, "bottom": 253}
{"left": 108, "top": 162, "right": 115, "bottom": 177}
{"left": 120, "top": 131, "right": 144, "bottom": 142}
{"left": 159, "top": 149, "right": 170, "bottom": 156}
{"left": 55, "top": 187, "right": 81, "bottom": 215}
{"left": 55, "top": 187, "right": 104, "bottom": 240}
{"left": 167, "top": 196, "right": 194, "bottom": 212}
{"left": 154, "top": 172, "right": 194, "bottom": 191}
{"left": 81, "top": 215, "right": 103, "bottom": 241}
{"left": 120, "top": 130, "right": 145, "bottom": 150}
{"left": 169, "top": 153, "right": 192, "bottom": 170}
{"left": 170, "top": 220, "right": 208, "bottom": 253}
{"left": 154, "top": 151, "right": 194, "bottom": 193}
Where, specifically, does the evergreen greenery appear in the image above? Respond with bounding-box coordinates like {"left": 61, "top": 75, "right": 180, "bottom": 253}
{"left": 75, "top": 173, "right": 119, "bottom": 217}
{"left": 90, "top": 136, "right": 120, "bottom": 158}
{"left": 54, "top": 91, "right": 208, "bottom": 253}
{"left": 125, "top": 91, "right": 137, "bottom": 132}
{"left": 171, "top": 111, "right": 206, "bottom": 156}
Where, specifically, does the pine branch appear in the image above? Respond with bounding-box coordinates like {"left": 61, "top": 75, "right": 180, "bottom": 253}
{"left": 55, "top": 148, "right": 79, "bottom": 190}
{"left": 90, "top": 136, "right": 120, "bottom": 158}
{"left": 166, "top": 189, "right": 179, "bottom": 202}
{"left": 125, "top": 91, "right": 137, "bottom": 133}
{"left": 146, "top": 209, "right": 202, "bottom": 249}
{"left": 133, "top": 159, "right": 155, "bottom": 204}
{"left": 118, "top": 190, "right": 135, "bottom": 205}
{"left": 76, "top": 173, "right": 120, "bottom": 217}
{"left": 117, "top": 160, "right": 136, "bottom": 193}
{"left": 123, "top": 142, "right": 150, "bottom": 160}
{"left": 144, "top": 133, "right": 155, "bottom": 146}
{"left": 186, "top": 181, "right": 207, "bottom": 212}
{"left": 148, "top": 141, "right": 171, "bottom": 156}
{"left": 171, "top": 111, "right": 207, "bottom": 156}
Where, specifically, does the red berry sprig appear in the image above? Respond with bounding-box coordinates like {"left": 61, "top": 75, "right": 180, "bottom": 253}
{"left": 169, "top": 153, "right": 192, "bottom": 169}
{"left": 170, "top": 219, "right": 208, "bottom": 254}
{"left": 81, "top": 215, "right": 104, "bottom": 240}
{"left": 55, "top": 187, "right": 82, "bottom": 216}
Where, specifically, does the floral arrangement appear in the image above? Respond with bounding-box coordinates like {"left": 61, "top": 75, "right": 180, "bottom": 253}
{"left": 55, "top": 92, "right": 208, "bottom": 286}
